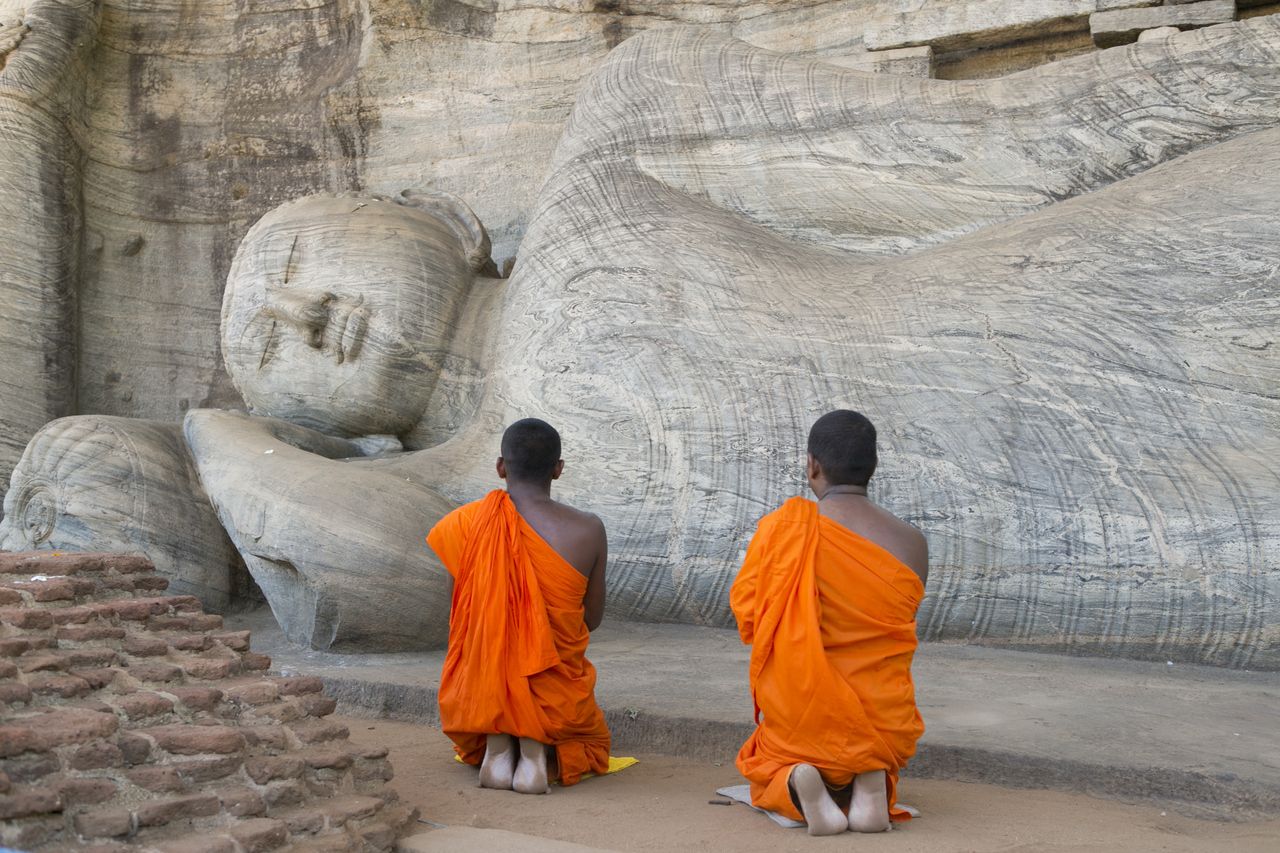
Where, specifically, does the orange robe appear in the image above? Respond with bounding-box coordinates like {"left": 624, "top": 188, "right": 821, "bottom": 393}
{"left": 731, "top": 497, "right": 924, "bottom": 823}
{"left": 426, "top": 489, "right": 610, "bottom": 785}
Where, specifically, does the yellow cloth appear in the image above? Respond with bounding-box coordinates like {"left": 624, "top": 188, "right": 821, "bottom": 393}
{"left": 454, "top": 753, "right": 637, "bottom": 782}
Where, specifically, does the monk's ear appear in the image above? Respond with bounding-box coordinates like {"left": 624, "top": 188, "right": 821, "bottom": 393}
{"left": 496, "top": 457, "right": 507, "bottom": 480}
{"left": 806, "top": 453, "right": 821, "bottom": 481}
{"left": 551, "top": 459, "right": 564, "bottom": 480}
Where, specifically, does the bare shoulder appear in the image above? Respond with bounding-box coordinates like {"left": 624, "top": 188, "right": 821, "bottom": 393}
{"left": 872, "top": 505, "right": 928, "bottom": 579}
{"left": 551, "top": 500, "right": 607, "bottom": 540}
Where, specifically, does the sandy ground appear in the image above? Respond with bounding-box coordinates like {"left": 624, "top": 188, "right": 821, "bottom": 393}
{"left": 339, "top": 716, "right": 1280, "bottom": 852}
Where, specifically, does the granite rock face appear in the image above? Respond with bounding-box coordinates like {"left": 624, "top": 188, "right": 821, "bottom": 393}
{"left": 178, "top": 18, "right": 1280, "bottom": 665}
{"left": 475, "top": 22, "right": 1279, "bottom": 667}
{"left": 2, "top": 0, "right": 1197, "bottom": 504}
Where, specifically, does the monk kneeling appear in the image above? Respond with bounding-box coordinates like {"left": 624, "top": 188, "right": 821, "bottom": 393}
{"left": 427, "top": 418, "right": 610, "bottom": 793}
{"left": 731, "top": 410, "right": 928, "bottom": 835}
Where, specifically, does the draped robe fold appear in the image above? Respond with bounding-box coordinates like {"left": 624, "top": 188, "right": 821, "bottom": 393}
{"left": 427, "top": 489, "right": 610, "bottom": 785}
{"left": 731, "top": 497, "right": 924, "bottom": 822}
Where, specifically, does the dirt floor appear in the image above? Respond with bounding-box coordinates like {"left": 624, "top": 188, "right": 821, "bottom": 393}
{"left": 339, "top": 716, "right": 1280, "bottom": 852}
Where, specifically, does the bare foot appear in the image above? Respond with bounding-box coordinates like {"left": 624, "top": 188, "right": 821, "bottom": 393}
{"left": 479, "top": 733, "right": 516, "bottom": 790}
{"left": 848, "top": 769, "right": 891, "bottom": 833}
{"left": 789, "top": 764, "right": 846, "bottom": 836}
{"left": 513, "top": 737, "right": 550, "bottom": 794}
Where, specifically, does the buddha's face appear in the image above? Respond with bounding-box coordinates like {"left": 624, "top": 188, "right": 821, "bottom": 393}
{"left": 222, "top": 196, "right": 474, "bottom": 437}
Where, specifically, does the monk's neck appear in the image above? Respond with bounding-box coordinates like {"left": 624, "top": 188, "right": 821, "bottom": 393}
{"left": 815, "top": 483, "right": 868, "bottom": 500}
{"left": 506, "top": 481, "right": 553, "bottom": 504}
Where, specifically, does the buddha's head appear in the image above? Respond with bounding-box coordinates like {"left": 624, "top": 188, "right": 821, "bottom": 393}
{"left": 221, "top": 191, "right": 492, "bottom": 437}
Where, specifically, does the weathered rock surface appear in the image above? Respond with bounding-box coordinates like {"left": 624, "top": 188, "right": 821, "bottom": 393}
{"left": 174, "top": 17, "right": 1280, "bottom": 664}
{"left": 402, "top": 21, "right": 1278, "bottom": 664}
{"left": 0, "top": 417, "right": 246, "bottom": 612}
{"left": 0, "top": 551, "right": 415, "bottom": 850}
{"left": 0, "top": 0, "right": 98, "bottom": 515}
{"left": 9, "top": 0, "right": 1250, "bottom": 505}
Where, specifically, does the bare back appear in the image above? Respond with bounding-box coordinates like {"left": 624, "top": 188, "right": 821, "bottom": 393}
{"left": 508, "top": 492, "right": 608, "bottom": 631}
{"left": 817, "top": 496, "right": 928, "bottom": 586}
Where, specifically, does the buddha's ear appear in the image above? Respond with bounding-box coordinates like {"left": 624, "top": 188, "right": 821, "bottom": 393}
{"left": 394, "top": 189, "right": 497, "bottom": 276}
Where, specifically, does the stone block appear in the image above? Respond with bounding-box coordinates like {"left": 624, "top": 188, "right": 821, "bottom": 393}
{"left": 0, "top": 607, "right": 53, "bottom": 629}
{"left": 116, "top": 691, "right": 175, "bottom": 719}
{"left": 298, "top": 695, "right": 337, "bottom": 718}
{"left": 0, "top": 588, "right": 21, "bottom": 605}
{"left": 142, "top": 724, "right": 246, "bottom": 755}
{"left": 0, "top": 770, "right": 8, "bottom": 793}
{"left": 51, "top": 605, "right": 100, "bottom": 625}
{"left": 320, "top": 795, "right": 381, "bottom": 827}
{"left": 70, "top": 740, "right": 124, "bottom": 770}
{"left": 0, "top": 660, "right": 16, "bottom": 678}
{"left": 212, "top": 630, "right": 251, "bottom": 651}
{"left": 253, "top": 701, "right": 304, "bottom": 723}
{"left": 224, "top": 680, "right": 279, "bottom": 706}
{"left": 19, "top": 652, "right": 69, "bottom": 672}
{"left": 351, "top": 757, "right": 394, "bottom": 783}
{"left": 0, "top": 786, "right": 62, "bottom": 819}
{"left": 126, "top": 660, "right": 184, "bottom": 682}
{"left": 135, "top": 792, "right": 220, "bottom": 827}
{"left": 289, "top": 719, "right": 349, "bottom": 745}
{"left": 57, "top": 624, "right": 126, "bottom": 641}
{"left": 53, "top": 776, "right": 118, "bottom": 805}
{"left": 70, "top": 667, "right": 120, "bottom": 689}
{"left": 74, "top": 806, "right": 133, "bottom": 838}
{"left": 217, "top": 785, "right": 267, "bottom": 817}
{"left": 12, "top": 577, "right": 77, "bottom": 601}
{"left": 128, "top": 765, "right": 187, "bottom": 792}
{"left": 171, "top": 634, "right": 213, "bottom": 652}
{"left": 183, "top": 657, "right": 235, "bottom": 680}
{"left": 123, "top": 634, "right": 171, "bottom": 656}
{"left": 116, "top": 731, "right": 152, "bottom": 765}
{"left": 244, "top": 755, "right": 305, "bottom": 784}
{"left": 230, "top": 817, "right": 288, "bottom": 852}
{"left": 151, "top": 836, "right": 237, "bottom": 853}
{"left": 274, "top": 676, "right": 323, "bottom": 696}
{"left": 301, "top": 749, "right": 351, "bottom": 771}
{"left": 276, "top": 805, "right": 325, "bottom": 834}
{"left": 242, "top": 726, "right": 291, "bottom": 751}
{"left": 170, "top": 755, "right": 243, "bottom": 782}
{"left": 0, "top": 682, "right": 32, "bottom": 705}
{"left": 27, "top": 672, "right": 92, "bottom": 698}
{"left": 261, "top": 780, "right": 306, "bottom": 809}
{"left": 241, "top": 652, "right": 271, "bottom": 671}
{"left": 34, "top": 707, "right": 120, "bottom": 746}
{"left": 865, "top": 0, "right": 1097, "bottom": 51}
{"left": 169, "top": 686, "right": 224, "bottom": 711}
{"left": 1090, "top": 0, "right": 1236, "bottom": 47}
{"left": 67, "top": 647, "right": 121, "bottom": 667}
{"left": 1, "top": 751, "right": 61, "bottom": 783}
{"left": 0, "top": 722, "right": 45, "bottom": 753}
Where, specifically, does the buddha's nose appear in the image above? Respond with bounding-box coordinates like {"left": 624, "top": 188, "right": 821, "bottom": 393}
{"left": 264, "top": 289, "right": 334, "bottom": 348}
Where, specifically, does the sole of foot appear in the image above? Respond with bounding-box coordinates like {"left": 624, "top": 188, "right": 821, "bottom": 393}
{"left": 513, "top": 737, "right": 551, "bottom": 794}
{"left": 848, "top": 769, "right": 891, "bottom": 833}
{"left": 791, "top": 764, "right": 846, "bottom": 837}
{"left": 479, "top": 733, "right": 516, "bottom": 790}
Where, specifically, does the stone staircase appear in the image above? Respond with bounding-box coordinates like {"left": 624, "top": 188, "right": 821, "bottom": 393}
{"left": 0, "top": 552, "right": 416, "bottom": 852}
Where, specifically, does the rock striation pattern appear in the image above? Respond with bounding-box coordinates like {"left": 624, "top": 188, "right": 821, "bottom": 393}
{"left": 0, "top": 551, "right": 415, "bottom": 851}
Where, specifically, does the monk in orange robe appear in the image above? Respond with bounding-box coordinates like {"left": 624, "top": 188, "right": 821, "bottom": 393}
{"left": 731, "top": 410, "right": 928, "bottom": 835}
{"left": 427, "top": 418, "right": 610, "bottom": 793}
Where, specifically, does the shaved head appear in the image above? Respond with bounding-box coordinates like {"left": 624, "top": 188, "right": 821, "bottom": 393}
{"left": 807, "top": 410, "right": 877, "bottom": 487}
{"left": 501, "top": 418, "right": 562, "bottom": 482}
